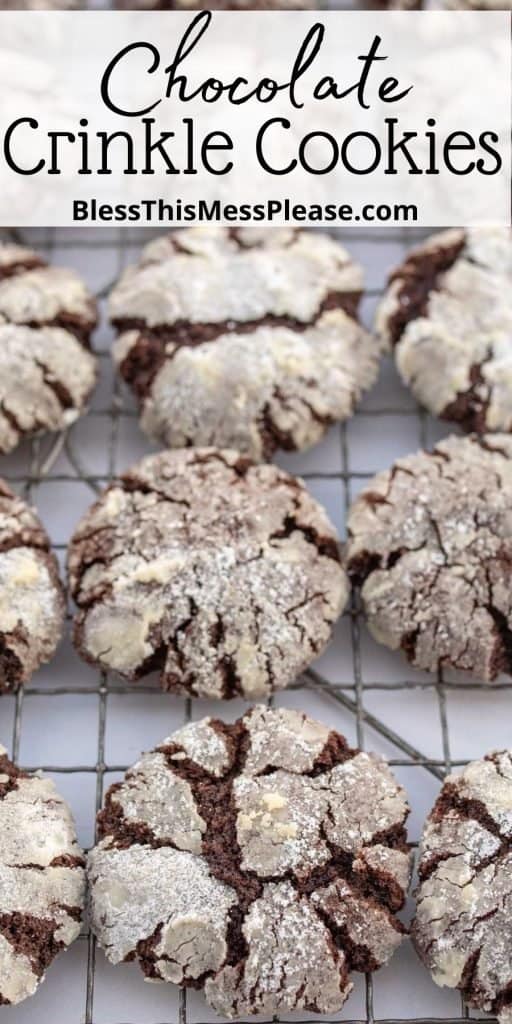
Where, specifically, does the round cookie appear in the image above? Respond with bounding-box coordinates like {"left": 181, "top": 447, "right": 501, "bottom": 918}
{"left": 0, "top": 241, "right": 97, "bottom": 455}
{"left": 68, "top": 447, "right": 347, "bottom": 699}
{"left": 413, "top": 751, "right": 512, "bottom": 1022}
{"left": 88, "top": 705, "right": 411, "bottom": 1018}
{"left": 109, "top": 227, "right": 379, "bottom": 460}
{"left": 0, "top": 478, "right": 64, "bottom": 694}
{"left": 376, "top": 228, "right": 512, "bottom": 434}
{"left": 0, "top": 746, "right": 85, "bottom": 1005}
{"left": 345, "top": 433, "right": 512, "bottom": 681}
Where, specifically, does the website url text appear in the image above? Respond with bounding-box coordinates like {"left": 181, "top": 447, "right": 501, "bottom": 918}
{"left": 72, "top": 198, "right": 418, "bottom": 225}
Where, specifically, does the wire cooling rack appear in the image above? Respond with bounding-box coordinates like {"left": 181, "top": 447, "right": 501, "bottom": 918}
{"left": 1, "top": 223, "right": 510, "bottom": 1024}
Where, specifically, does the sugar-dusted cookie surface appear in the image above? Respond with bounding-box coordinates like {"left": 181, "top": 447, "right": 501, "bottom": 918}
{"left": 0, "top": 242, "right": 97, "bottom": 455}
{"left": 68, "top": 447, "right": 347, "bottom": 698}
{"left": 110, "top": 228, "right": 380, "bottom": 460}
{"left": 0, "top": 747, "right": 85, "bottom": 1005}
{"left": 0, "top": 478, "right": 64, "bottom": 694}
{"left": 88, "top": 705, "right": 411, "bottom": 1018}
{"left": 376, "top": 228, "right": 512, "bottom": 433}
{"left": 346, "top": 433, "right": 512, "bottom": 680}
{"left": 413, "top": 751, "right": 512, "bottom": 1023}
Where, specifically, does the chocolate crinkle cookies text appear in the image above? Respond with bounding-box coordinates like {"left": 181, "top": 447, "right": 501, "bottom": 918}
{"left": 413, "top": 750, "right": 512, "bottom": 1023}
{"left": 0, "top": 478, "right": 64, "bottom": 694}
{"left": 0, "top": 241, "right": 97, "bottom": 455}
{"left": 0, "top": 747, "right": 85, "bottom": 1006}
{"left": 376, "top": 227, "right": 512, "bottom": 434}
{"left": 109, "top": 227, "right": 380, "bottom": 460}
{"left": 67, "top": 447, "right": 347, "bottom": 699}
{"left": 346, "top": 433, "right": 512, "bottom": 681}
{"left": 87, "top": 705, "right": 411, "bottom": 1018}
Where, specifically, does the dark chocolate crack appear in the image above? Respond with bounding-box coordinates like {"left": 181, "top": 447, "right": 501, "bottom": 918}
{"left": 441, "top": 362, "right": 491, "bottom": 435}
{"left": 116, "top": 289, "right": 362, "bottom": 402}
{"left": 17, "top": 313, "right": 96, "bottom": 351}
{"left": 0, "top": 912, "right": 62, "bottom": 985}
{"left": 0, "top": 751, "right": 27, "bottom": 800}
{"left": 0, "top": 256, "right": 46, "bottom": 281}
{"left": 0, "top": 632, "right": 25, "bottom": 694}
{"left": 386, "top": 234, "right": 466, "bottom": 346}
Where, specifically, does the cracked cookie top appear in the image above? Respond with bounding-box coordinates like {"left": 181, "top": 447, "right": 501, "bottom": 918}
{"left": 413, "top": 751, "right": 512, "bottom": 1022}
{"left": 0, "top": 746, "right": 85, "bottom": 1006}
{"left": 0, "top": 241, "right": 97, "bottom": 455}
{"left": 376, "top": 227, "right": 512, "bottom": 434}
{"left": 346, "top": 433, "right": 512, "bottom": 681}
{"left": 88, "top": 705, "right": 411, "bottom": 1018}
{"left": 0, "top": 478, "right": 65, "bottom": 694}
{"left": 109, "top": 227, "right": 379, "bottom": 460}
{"left": 67, "top": 447, "right": 347, "bottom": 699}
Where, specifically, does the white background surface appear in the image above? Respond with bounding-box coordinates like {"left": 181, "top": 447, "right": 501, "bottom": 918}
{"left": 0, "top": 224, "right": 506, "bottom": 1024}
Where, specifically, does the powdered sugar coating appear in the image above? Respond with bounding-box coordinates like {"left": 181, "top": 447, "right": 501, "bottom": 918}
{"left": 243, "top": 704, "right": 331, "bottom": 774}
{"left": 0, "top": 242, "right": 97, "bottom": 455}
{"left": 0, "top": 748, "right": 85, "bottom": 1005}
{"left": 413, "top": 751, "right": 512, "bottom": 1023}
{"left": 346, "top": 433, "right": 512, "bottom": 681}
{"left": 0, "top": 478, "right": 64, "bottom": 693}
{"left": 109, "top": 751, "right": 206, "bottom": 853}
{"left": 110, "top": 227, "right": 379, "bottom": 460}
{"left": 111, "top": 227, "right": 362, "bottom": 331}
{"left": 205, "top": 881, "right": 351, "bottom": 1017}
{"left": 171, "top": 718, "right": 231, "bottom": 776}
{"left": 68, "top": 447, "right": 347, "bottom": 699}
{"left": 376, "top": 228, "right": 512, "bottom": 433}
{"left": 235, "top": 750, "right": 408, "bottom": 877}
{"left": 88, "top": 706, "right": 411, "bottom": 1018}
{"left": 88, "top": 845, "right": 236, "bottom": 981}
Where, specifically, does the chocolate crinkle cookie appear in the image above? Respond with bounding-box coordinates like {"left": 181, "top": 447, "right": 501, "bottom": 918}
{"left": 0, "top": 241, "right": 97, "bottom": 455}
{"left": 109, "top": 227, "right": 379, "bottom": 460}
{"left": 0, "top": 478, "right": 64, "bottom": 694}
{"left": 376, "top": 227, "right": 512, "bottom": 434}
{"left": 346, "top": 433, "right": 512, "bottom": 681}
{"left": 413, "top": 751, "right": 512, "bottom": 1022}
{"left": 0, "top": 746, "right": 85, "bottom": 1005}
{"left": 88, "top": 705, "right": 411, "bottom": 1018}
{"left": 68, "top": 447, "right": 347, "bottom": 698}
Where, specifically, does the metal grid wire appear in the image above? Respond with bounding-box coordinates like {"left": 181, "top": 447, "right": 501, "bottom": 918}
{"left": 0, "top": 223, "right": 507, "bottom": 1024}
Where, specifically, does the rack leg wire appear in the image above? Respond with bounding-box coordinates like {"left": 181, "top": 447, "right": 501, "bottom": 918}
{"left": 1, "top": 224, "right": 503, "bottom": 1024}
